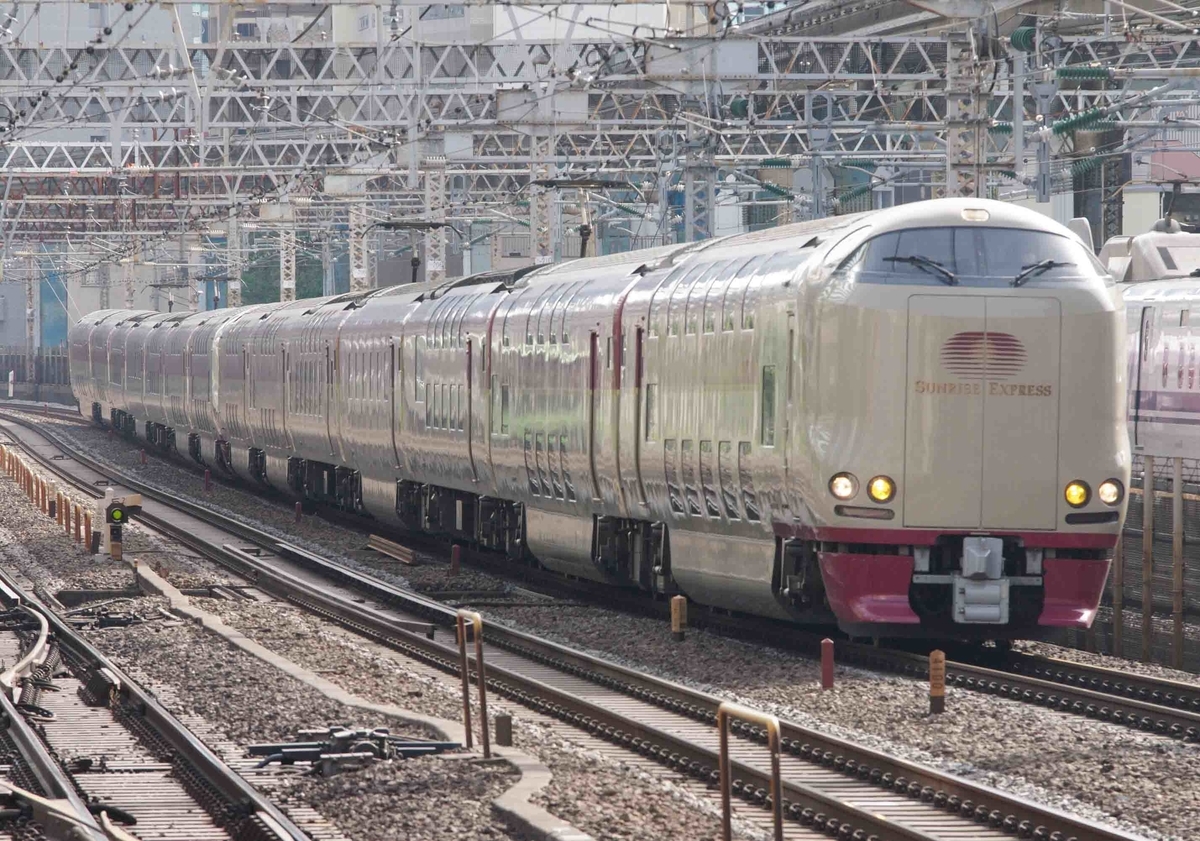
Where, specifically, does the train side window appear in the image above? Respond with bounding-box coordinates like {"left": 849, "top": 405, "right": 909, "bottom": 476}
{"left": 648, "top": 266, "right": 685, "bottom": 338}
{"left": 738, "top": 441, "right": 760, "bottom": 521}
{"left": 525, "top": 432, "right": 538, "bottom": 495}
{"left": 450, "top": 384, "right": 459, "bottom": 431}
{"left": 681, "top": 439, "right": 701, "bottom": 516}
{"left": 699, "top": 440, "right": 719, "bottom": 517}
{"left": 664, "top": 439, "right": 683, "bottom": 514}
{"left": 501, "top": 384, "right": 510, "bottom": 434}
{"left": 425, "top": 382, "right": 432, "bottom": 428}
{"left": 644, "top": 382, "right": 658, "bottom": 441}
{"left": 1182, "top": 309, "right": 1190, "bottom": 327}
{"left": 668, "top": 270, "right": 701, "bottom": 337}
{"left": 718, "top": 441, "right": 739, "bottom": 520}
{"left": 761, "top": 365, "right": 776, "bottom": 447}
{"left": 560, "top": 435, "right": 576, "bottom": 502}
{"left": 442, "top": 384, "right": 450, "bottom": 429}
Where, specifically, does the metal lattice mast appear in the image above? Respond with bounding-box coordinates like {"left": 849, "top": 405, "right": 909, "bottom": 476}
{"left": 123, "top": 258, "right": 136, "bottom": 310}
{"left": 349, "top": 205, "right": 370, "bottom": 292}
{"left": 530, "top": 132, "right": 554, "bottom": 265}
{"left": 280, "top": 227, "right": 297, "bottom": 302}
{"left": 226, "top": 217, "right": 243, "bottom": 308}
{"left": 684, "top": 121, "right": 716, "bottom": 242}
{"left": 425, "top": 155, "right": 447, "bottom": 286}
{"left": 24, "top": 254, "right": 35, "bottom": 383}
{"left": 945, "top": 32, "right": 985, "bottom": 199}
{"left": 98, "top": 268, "right": 110, "bottom": 311}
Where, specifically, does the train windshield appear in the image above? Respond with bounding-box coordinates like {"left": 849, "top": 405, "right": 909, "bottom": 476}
{"left": 836, "top": 226, "right": 1110, "bottom": 287}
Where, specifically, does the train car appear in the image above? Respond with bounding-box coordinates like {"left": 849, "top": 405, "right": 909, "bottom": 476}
{"left": 72, "top": 198, "right": 1129, "bottom": 639}
{"left": 1102, "top": 218, "right": 1200, "bottom": 457}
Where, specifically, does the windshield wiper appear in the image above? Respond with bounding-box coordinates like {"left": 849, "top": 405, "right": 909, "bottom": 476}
{"left": 1012, "top": 259, "right": 1069, "bottom": 287}
{"left": 883, "top": 255, "right": 958, "bottom": 286}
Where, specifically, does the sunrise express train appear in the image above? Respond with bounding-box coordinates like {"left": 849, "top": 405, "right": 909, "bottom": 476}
{"left": 72, "top": 199, "right": 1130, "bottom": 639}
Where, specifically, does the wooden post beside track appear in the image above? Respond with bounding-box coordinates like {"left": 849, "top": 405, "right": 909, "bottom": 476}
{"left": 1173, "top": 457, "right": 1185, "bottom": 669}
{"left": 670, "top": 595, "right": 687, "bottom": 642}
{"left": 73, "top": 504, "right": 82, "bottom": 544}
{"left": 1143, "top": 455, "right": 1155, "bottom": 662}
{"left": 929, "top": 649, "right": 946, "bottom": 714}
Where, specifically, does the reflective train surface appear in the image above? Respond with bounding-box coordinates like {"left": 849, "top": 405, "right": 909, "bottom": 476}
{"left": 1103, "top": 219, "right": 1200, "bottom": 457}
{"left": 72, "top": 198, "right": 1130, "bottom": 640}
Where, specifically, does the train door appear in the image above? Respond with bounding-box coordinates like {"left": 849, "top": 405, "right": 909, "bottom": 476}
{"left": 324, "top": 340, "right": 336, "bottom": 457}
{"left": 1134, "top": 306, "right": 1157, "bottom": 447}
{"left": 389, "top": 338, "right": 402, "bottom": 468}
{"left": 588, "top": 331, "right": 601, "bottom": 500}
{"left": 466, "top": 338, "right": 478, "bottom": 482}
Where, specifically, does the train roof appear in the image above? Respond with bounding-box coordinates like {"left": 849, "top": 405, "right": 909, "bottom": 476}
{"left": 1100, "top": 221, "right": 1200, "bottom": 284}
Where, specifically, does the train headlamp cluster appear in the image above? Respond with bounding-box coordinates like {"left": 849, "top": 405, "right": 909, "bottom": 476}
{"left": 867, "top": 476, "right": 896, "bottom": 503}
{"left": 1098, "top": 479, "right": 1124, "bottom": 506}
{"left": 1064, "top": 481, "right": 1090, "bottom": 508}
{"left": 829, "top": 473, "right": 858, "bottom": 500}
{"left": 829, "top": 473, "right": 896, "bottom": 504}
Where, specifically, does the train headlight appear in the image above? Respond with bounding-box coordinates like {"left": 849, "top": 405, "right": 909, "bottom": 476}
{"left": 867, "top": 475, "right": 896, "bottom": 503}
{"left": 1098, "top": 479, "right": 1124, "bottom": 506}
{"left": 1064, "top": 480, "right": 1091, "bottom": 508}
{"left": 829, "top": 473, "right": 858, "bottom": 500}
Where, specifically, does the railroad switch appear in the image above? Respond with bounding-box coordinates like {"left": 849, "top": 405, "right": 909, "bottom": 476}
{"left": 249, "top": 726, "right": 460, "bottom": 774}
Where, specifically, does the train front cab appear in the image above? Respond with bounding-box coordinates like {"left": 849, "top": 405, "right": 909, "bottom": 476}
{"left": 802, "top": 203, "right": 1129, "bottom": 639}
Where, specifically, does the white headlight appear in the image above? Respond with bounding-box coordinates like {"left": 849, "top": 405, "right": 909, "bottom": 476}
{"left": 829, "top": 473, "right": 858, "bottom": 500}
{"left": 1098, "top": 479, "right": 1124, "bottom": 506}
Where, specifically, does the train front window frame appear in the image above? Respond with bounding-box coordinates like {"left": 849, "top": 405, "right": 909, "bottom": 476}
{"left": 836, "top": 225, "right": 1110, "bottom": 287}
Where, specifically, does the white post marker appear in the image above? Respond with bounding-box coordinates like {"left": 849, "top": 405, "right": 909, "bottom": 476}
{"left": 6, "top": 370, "right": 12, "bottom": 399}
{"left": 98, "top": 487, "right": 115, "bottom": 556}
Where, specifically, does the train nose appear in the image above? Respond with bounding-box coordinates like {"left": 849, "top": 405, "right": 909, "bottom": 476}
{"left": 903, "top": 295, "right": 1061, "bottom": 529}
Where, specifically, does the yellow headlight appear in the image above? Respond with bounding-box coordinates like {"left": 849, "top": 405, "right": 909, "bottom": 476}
{"left": 867, "top": 475, "right": 896, "bottom": 503}
{"left": 829, "top": 473, "right": 858, "bottom": 500}
{"left": 1064, "top": 481, "right": 1090, "bottom": 508}
{"left": 1098, "top": 479, "right": 1124, "bottom": 506}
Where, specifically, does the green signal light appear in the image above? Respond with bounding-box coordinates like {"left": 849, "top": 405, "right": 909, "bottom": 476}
{"left": 112, "top": 510, "right": 122, "bottom": 521}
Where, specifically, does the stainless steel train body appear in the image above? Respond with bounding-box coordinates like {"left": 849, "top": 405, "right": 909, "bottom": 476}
{"left": 72, "top": 198, "right": 1129, "bottom": 638}
{"left": 1103, "top": 220, "right": 1200, "bottom": 458}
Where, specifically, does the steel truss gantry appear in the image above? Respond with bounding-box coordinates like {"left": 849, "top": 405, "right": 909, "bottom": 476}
{"left": 1, "top": 30, "right": 1199, "bottom": 275}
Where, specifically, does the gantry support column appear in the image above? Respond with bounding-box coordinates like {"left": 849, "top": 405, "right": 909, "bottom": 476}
{"left": 280, "top": 227, "right": 297, "bottom": 302}
{"left": 529, "top": 132, "right": 554, "bottom": 265}
{"left": 226, "top": 217, "right": 243, "bottom": 308}
{"left": 123, "top": 261, "right": 136, "bottom": 310}
{"left": 349, "top": 204, "right": 370, "bottom": 292}
{"left": 97, "top": 268, "right": 110, "bottom": 311}
{"left": 424, "top": 155, "right": 447, "bottom": 286}
{"left": 945, "top": 32, "right": 985, "bottom": 198}
{"left": 24, "top": 255, "right": 35, "bottom": 384}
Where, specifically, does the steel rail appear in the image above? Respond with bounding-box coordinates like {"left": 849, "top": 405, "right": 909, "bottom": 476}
{"left": 0, "top": 412, "right": 1153, "bottom": 841}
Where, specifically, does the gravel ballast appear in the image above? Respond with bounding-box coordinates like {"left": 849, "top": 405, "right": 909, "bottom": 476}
{"left": 23, "top": 414, "right": 1200, "bottom": 840}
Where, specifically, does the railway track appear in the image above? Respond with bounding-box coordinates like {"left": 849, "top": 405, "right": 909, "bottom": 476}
{"left": 5, "top": 406, "right": 1200, "bottom": 741}
{"left": 0, "top": 410, "right": 1158, "bottom": 841}
{"left": 0, "top": 545, "right": 310, "bottom": 840}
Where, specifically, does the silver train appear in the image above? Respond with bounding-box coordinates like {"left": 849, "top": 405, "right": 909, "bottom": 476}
{"left": 72, "top": 198, "right": 1130, "bottom": 639}
{"left": 1103, "top": 219, "right": 1200, "bottom": 457}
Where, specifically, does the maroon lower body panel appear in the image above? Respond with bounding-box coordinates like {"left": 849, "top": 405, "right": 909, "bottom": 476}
{"left": 1039, "top": 557, "right": 1111, "bottom": 628}
{"left": 818, "top": 553, "right": 920, "bottom": 625}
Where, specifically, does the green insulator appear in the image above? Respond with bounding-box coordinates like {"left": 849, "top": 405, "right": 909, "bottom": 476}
{"left": 1051, "top": 108, "right": 1104, "bottom": 136}
{"left": 730, "top": 97, "right": 749, "bottom": 119}
{"left": 1058, "top": 65, "right": 1111, "bottom": 81}
{"left": 759, "top": 157, "right": 791, "bottom": 168}
{"left": 999, "top": 170, "right": 1018, "bottom": 180}
{"left": 760, "top": 182, "right": 794, "bottom": 200}
{"left": 1069, "top": 157, "right": 1103, "bottom": 177}
{"left": 989, "top": 122, "right": 1013, "bottom": 135}
{"left": 1010, "top": 26, "right": 1036, "bottom": 52}
{"left": 834, "top": 184, "right": 873, "bottom": 205}
{"left": 840, "top": 159, "right": 877, "bottom": 171}
{"left": 613, "top": 202, "right": 642, "bottom": 217}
